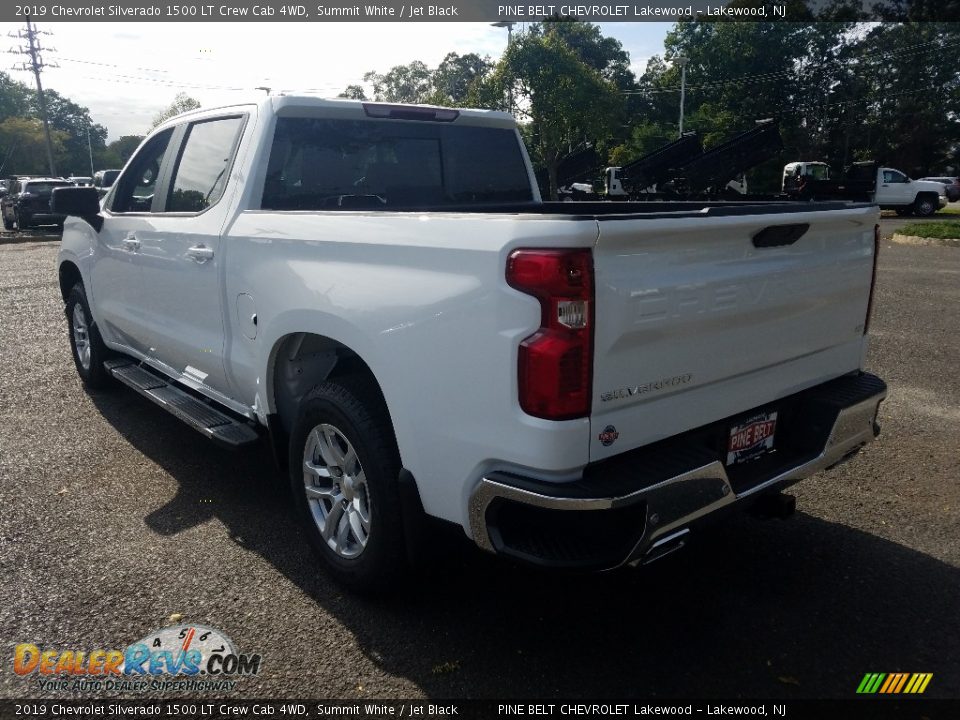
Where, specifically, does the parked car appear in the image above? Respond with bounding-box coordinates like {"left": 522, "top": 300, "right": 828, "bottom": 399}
{"left": 2, "top": 177, "right": 74, "bottom": 230}
{"left": 68, "top": 176, "right": 94, "bottom": 187}
{"left": 919, "top": 176, "right": 960, "bottom": 202}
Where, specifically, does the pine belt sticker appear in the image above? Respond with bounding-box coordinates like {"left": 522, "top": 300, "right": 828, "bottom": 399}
{"left": 599, "top": 425, "right": 619, "bottom": 447}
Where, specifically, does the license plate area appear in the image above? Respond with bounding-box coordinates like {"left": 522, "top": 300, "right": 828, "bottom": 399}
{"left": 727, "top": 411, "right": 778, "bottom": 465}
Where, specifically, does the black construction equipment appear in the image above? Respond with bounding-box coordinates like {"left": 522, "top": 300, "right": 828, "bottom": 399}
{"left": 616, "top": 132, "right": 703, "bottom": 194}
{"left": 670, "top": 120, "right": 783, "bottom": 195}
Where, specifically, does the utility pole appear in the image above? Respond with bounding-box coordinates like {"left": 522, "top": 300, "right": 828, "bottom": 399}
{"left": 491, "top": 21, "right": 517, "bottom": 114}
{"left": 675, "top": 56, "right": 689, "bottom": 138}
{"left": 10, "top": 18, "right": 58, "bottom": 177}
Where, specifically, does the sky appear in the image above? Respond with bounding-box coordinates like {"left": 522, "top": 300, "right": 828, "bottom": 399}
{"left": 1, "top": 21, "right": 671, "bottom": 141}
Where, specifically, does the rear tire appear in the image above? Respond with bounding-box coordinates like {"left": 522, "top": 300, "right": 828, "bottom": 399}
{"left": 2, "top": 214, "right": 13, "bottom": 230}
{"left": 289, "top": 375, "right": 405, "bottom": 593}
{"left": 913, "top": 195, "right": 937, "bottom": 217}
{"left": 65, "top": 283, "right": 113, "bottom": 390}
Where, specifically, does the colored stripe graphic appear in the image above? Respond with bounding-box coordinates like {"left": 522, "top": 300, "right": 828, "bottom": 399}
{"left": 858, "top": 672, "right": 932, "bottom": 694}
{"left": 893, "top": 673, "right": 909, "bottom": 693}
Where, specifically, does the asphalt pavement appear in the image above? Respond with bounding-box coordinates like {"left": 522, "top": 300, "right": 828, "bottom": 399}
{"left": 0, "top": 227, "right": 957, "bottom": 702}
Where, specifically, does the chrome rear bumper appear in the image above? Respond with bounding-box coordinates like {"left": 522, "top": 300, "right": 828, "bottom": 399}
{"left": 468, "top": 374, "right": 886, "bottom": 569}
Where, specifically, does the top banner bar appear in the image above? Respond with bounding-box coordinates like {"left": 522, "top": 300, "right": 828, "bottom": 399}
{"left": 3, "top": 0, "right": 958, "bottom": 22}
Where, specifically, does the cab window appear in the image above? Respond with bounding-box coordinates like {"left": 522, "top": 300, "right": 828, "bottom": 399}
{"left": 167, "top": 117, "right": 244, "bottom": 213}
{"left": 110, "top": 130, "right": 173, "bottom": 213}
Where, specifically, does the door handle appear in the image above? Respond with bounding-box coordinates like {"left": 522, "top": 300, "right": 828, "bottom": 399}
{"left": 122, "top": 233, "right": 140, "bottom": 251}
{"left": 186, "top": 244, "right": 214, "bottom": 263}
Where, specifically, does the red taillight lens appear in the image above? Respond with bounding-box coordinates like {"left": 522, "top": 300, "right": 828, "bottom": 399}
{"left": 864, "top": 224, "right": 880, "bottom": 334}
{"left": 506, "top": 249, "right": 594, "bottom": 420}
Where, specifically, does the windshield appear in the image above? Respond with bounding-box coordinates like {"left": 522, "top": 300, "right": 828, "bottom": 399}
{"left": 261, "top": 117, "right": 533, "bottom": 210}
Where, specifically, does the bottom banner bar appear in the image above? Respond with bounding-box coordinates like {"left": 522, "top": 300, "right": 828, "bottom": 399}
{"left": 1, "top": 699, "right": 957, "bottom": 720}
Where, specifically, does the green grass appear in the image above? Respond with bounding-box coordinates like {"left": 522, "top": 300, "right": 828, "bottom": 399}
{"left": 936, "top": 204, "right": 960, "bottom": 215}
{"left": 900, "top": 218, "right": 960, "bottom": 239}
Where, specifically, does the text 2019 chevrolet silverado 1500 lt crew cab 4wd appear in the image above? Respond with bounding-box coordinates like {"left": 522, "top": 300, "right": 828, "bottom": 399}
{"left": 54, "top": 96, "right": 886, "bottom": 590}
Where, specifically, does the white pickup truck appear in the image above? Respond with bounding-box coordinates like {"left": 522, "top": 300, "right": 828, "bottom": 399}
{"left": 54, "top": 96, "right": 887, "bottom": 590}
{"left": 783, "top": 161, "right": 947, "bottom": 216}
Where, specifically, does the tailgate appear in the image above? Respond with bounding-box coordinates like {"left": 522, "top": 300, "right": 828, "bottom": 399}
{"left": 590, "top": 205, "right": 877, "bottom": 461}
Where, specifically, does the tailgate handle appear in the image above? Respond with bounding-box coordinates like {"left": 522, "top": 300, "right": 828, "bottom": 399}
{"left": 752, "top": 223, "right": 809, "bottom": 248}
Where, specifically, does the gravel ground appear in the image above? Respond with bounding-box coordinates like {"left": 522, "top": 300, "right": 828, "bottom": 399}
{"left": 0, "top": 233, "right": 957, "bottom": 702}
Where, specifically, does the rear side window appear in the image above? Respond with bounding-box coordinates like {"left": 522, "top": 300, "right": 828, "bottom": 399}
{"left": 168, "top": 117, "right": 244, "bottom": 212}
{"left": 261, "top": 117, "right": 532, "bottom": 210}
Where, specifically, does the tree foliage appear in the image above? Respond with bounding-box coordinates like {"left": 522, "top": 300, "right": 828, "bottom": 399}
{"left": 478, "top": 20, "right": 626, "bottom": 199}
{"left": 627, "top": 20, "right": 960, "bottom": 190}
{"left": 358, "top": 53, "right": 493, "bottom": 106}
{"left": 363, "top": 61, "right": 434, "bottom": 104}
{"left": 0, "top": 71, "right": 109, "bottom": 176}
{"left": 0, "top": 117, "right": 67, "bottom": 175}
{"left": 151, "top": 92, "right": 201, "bottom": 129}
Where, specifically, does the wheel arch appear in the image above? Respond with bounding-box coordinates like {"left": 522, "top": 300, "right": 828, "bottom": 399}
{"left": 58, "top": 260, "right": 83, "bottom": 302}
{"left": 266, "top": 331, "right": 393, "bottom": 439}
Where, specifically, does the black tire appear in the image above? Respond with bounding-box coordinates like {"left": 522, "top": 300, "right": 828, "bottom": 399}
{"left": 65, "top": 283, "right": 113, "bottom": 390}
{"left": 16, "top": 211, "right": 31, "bottom": 230}
{"left": 289, "top": 375, "right": 405, "bottom": 593}
{"left": 2, "top": 214, "right": 13, "bottom": 231}
{"left": 913, "top": 195, "right": 937, "bottom": 217}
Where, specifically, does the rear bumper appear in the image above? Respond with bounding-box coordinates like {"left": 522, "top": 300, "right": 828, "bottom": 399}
{"left": 22, "top": 211, "right": 66, "bottom": 224}
{"left": 468, "top": 372, "right": 886, "bottom": 570}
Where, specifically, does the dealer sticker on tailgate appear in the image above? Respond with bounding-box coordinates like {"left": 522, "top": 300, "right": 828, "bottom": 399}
{"left": 727, "top": 411, "right": 778, "bottom": 465}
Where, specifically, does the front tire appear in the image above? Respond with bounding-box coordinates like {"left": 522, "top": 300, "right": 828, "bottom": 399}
{"left": 289, "top": 376, "right": 405, "bottom": 592}
{"left": 65, "top": 283, "right": 113, "bottom": 390}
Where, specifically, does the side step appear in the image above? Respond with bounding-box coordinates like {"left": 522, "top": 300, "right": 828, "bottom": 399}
{"left": 104, "top": 358, "right": 260, "bottom": 449}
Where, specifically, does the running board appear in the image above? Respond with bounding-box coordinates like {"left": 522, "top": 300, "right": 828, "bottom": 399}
{"left": 104, "top": 358, "right": 260, "bottom": 448}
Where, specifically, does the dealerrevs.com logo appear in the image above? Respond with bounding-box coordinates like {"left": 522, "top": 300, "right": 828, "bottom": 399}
{"left": 13, "top": 624, "right": 261, "bottom": 693}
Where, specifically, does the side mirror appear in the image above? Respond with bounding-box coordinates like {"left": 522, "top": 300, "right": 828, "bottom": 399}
{"left": 51, "top": 186, "right": 103, "bottom": 231}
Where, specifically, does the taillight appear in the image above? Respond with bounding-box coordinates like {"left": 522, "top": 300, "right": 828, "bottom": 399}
{"left": 506, "top": 248, "right": 594, "bottom": 420}
{"left": 864, "top": 224, "right": 880, "bottom": 334}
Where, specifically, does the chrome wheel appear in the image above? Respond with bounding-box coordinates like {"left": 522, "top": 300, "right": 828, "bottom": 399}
{"left": 72, "top": 303, "right": 92, "bottom": 370}
{"left": 302, "top": 423, "right": 371, "bottom": 559}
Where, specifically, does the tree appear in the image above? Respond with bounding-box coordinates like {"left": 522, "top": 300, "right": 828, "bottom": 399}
{"left": 0, "top": 71, "right": 32, "bottom": 122}
{"left": 0, "top": 117, "right": 66, "bottom": 175}
{"left": 338, "top": 85, "right": 368, "bottom": 100}
{"left": 363, "top": 62, "right": 433, "bottom": 104}
{"left": 483, "top": 25, "right": 623, "bottom": 199}
{"left": 36, "top": 88, "right": 108, "bottom": 177}
{"left": 100, "top": 135, "right": 145, "bottom": 169}
{"left": 151, "top": 93, "right": 201, "bottom": 129}
{"left": 431, "top": 53, "right": 492, "bottom": 105}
